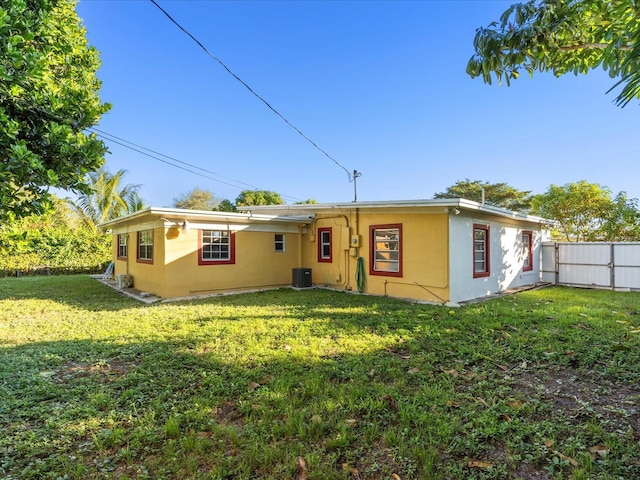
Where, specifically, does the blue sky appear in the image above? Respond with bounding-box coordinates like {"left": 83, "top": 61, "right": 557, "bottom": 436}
{"left": 76, "top": 0, "right": 640, "bottom": 207}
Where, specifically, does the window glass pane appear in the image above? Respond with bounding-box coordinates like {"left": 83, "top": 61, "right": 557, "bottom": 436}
{"left": 375, "top": 260, "right": 399, "bottom": 272}
{"left": 319, "top": 229, "right": 331, "bottom": 260}
{"left": 138, "top": 230, "right": 153, "bottom": 260}
{"left": 202, "top": 230, "right": 230, "bottom": 260}
{"left": 275, "top": 234, "right": 285, "bottom": 251}
{"left": 372, "top": 227, "right": 400, "bottom": 273}
{"left": 473, "top": 225, "right": 489, "bottom": 276}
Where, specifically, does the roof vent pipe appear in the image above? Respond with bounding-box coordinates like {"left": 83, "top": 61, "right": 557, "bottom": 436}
{"left": 481, "top": 187, "right": 485, "bottom": 205}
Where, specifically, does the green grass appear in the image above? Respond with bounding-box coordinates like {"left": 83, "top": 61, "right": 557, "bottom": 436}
{"left": 1, "top": 276, "right": 639, "bottom": 479}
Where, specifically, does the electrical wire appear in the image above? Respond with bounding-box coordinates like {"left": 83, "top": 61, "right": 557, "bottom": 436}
{"left": 90, "top": 128, "right": 302, "bottom": 202}
{"left": 1, "top": 89, "right": 303, "bottom": 201}
{"left": 91, "top": 127, "right": 257, "bottom": 190}
{"left": 149, "top": 0, "right": 355, "bottom": 182}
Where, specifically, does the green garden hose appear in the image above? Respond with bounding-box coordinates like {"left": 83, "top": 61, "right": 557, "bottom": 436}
{"left": 355, "top": 257, "right": 366, "bottom": 293}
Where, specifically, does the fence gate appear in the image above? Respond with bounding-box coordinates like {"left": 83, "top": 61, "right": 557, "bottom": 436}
{"left": 542, "top": 242, "right": 640, "bottom": 290}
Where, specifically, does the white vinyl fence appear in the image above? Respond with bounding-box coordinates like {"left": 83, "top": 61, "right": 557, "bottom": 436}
{"left": 542, "top": 242, "right": 640, "bottom": 290}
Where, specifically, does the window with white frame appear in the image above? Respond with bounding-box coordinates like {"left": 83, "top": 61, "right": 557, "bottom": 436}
{"left": 274, "top": 234, "right": 285, "bottom": 252}
{"left": 473, "top": 224, "right": 490, "bottom": 278}
{"left": 318, "top": 227, "right": 332, "bottom": 262}
{"left": 522, "top": 231, "right": 533, "bottom": 271}
{"left": 199, "top": 229, "right": 235, "bottom": 265}
{"left": 137, "top": 230, "right": 153, "bottom": 263}
{"left": 370, "top": 224, "right": 402, "bottom": 276}
{"left": 117, "top": 234, "right": 128, "bottom": 259}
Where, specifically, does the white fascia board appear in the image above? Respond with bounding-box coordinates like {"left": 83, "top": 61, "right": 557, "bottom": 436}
{"left": 98, "top": 207, "right": 313, "bottom": 230}
{"left": 242, "top": 199, "right": 554, "bottom": 225}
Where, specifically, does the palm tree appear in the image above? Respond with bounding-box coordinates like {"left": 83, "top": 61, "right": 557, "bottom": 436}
{"left": 69, "top": 167, "right": 144, "bottom": 230}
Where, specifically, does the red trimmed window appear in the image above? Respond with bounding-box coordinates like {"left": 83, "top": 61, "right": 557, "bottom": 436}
{"left": 117, "top": 234, "right": 128, "bottom": 260}
{"left": 318, "top": 227, "right": 332, "bottom": 263}
{"left": 137, "top": 230, "right": 153, "bottom": 264}
{"left": 199, "top": 229, "right": 235, "bottom": 265}
{"left": 523, "top": 231, "right": 533, "bottom": 272}
{"left": 370, "top": 224, "right": 402, "bottom": 277}
{"left": 473, "top": 224, "right": 490, "bottom": 278}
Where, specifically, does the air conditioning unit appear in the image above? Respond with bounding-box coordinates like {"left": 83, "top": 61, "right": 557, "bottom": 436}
{"left": 292, "top": 268, "right": 312, "bottom": 288}
{"left": 116, "top": 274, "right": 133, "bottom": 288}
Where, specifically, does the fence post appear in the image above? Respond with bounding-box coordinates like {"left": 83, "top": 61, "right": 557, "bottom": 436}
{"left": 555, "top": 243, "right": 559, "bottom": 285}
{"left": 610, "top": 243, "right": 615, "bottom": 290}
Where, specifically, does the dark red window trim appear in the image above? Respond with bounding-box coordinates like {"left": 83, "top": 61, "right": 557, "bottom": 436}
{"left": 317, "top": 227, "right": 332, "bottom": 263}
{"left": 136, "top": 230, "right": 153, "bottom": 265}
{"left": 117, "top": 234, "right": 127, "bottom": 260}
{"left": 523, "top": 230, "right": 533, "bottom": 272}
{"left": 369, "top": 223, "right": 403, "bottom": 277}
{"left": 198, "top": 229, "right": 236, "bottom": 266}
{"left": 473, "top": 224, "right": 490, "bottom": 278}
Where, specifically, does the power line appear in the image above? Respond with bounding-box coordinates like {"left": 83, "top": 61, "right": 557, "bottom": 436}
{"left": 91, "top": 128, "right": 257, "bottom": 190}
{"left": 0, "top": 89, "right": 303, "bottom": 201}
{"left": 91, "top": 128, "right": 302, "bottom": 202}
{"left": 149, "top": 0, "right": 356, "bottom": 183}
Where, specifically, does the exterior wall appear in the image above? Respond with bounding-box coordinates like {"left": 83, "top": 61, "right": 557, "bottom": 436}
{"left": 112, "top": 223, "right": 166, "bottom": 296}
{"left": 110, "top": 220, "right": 301, "bottom": 298}
{"left": 160, "top": 228, "right": 300, "bottom": 298}
{"left": 303, "top": 216, "right": 351, "bottom": 287}
{"left": 301, "top": 209, "right": 450, "bottom": 303}
{"left": 448, "top": 214, "right": 542, "bottom": 303}
{"left": 106, "top": 205, "right": 549, "bottom": 303}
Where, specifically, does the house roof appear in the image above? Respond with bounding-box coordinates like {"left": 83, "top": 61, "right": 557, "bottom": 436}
{"left": 98, "top": 207, "right": 314, "bottom": 230}
{"left": 99, "top": 199, "right": 554, "bottom": 230}
{"left": 239, "top": 198, "right": 555, "bottom": 225}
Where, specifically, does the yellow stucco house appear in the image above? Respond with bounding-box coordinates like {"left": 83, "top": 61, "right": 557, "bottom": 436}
{"left": 100, "top": 199, "right": 551, "bottom": 304}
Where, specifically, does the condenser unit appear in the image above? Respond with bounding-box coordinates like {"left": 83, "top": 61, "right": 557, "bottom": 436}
{"left": 116, "top": 274, "right": 133, "bottom": 288}
{"left": 292, "top": 268, "right": 312, "bottom": 288}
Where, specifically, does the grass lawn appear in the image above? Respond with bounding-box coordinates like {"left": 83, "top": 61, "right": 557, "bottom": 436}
{"left": 1, "top": 276, "right": 639, "bottom": 480}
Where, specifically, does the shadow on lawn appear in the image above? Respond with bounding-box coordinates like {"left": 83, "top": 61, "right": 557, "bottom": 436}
{"left": 0, "top": 274, "right": 145, "bottom": 311}
{"left": 2, "top": 276, "right": 640, "bottom": 478}
{"left": 3, "top": 332, "right": 640, "bottom": 480}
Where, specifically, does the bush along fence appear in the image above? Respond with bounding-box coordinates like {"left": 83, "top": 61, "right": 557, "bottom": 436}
{"left": 0, "top": 253, "right": 111, "bottom": 277}
{"left": 0, "top": 230, "right": 112, "bottom": 277}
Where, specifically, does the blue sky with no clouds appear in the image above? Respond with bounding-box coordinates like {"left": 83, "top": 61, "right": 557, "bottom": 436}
{"left": 76, "top": 0, "right": 640, "bottom": 206}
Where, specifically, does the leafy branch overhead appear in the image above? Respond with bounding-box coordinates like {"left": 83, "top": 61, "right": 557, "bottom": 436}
{"left": 467, "top": 0, "right": 640, "bottom": 106}
{"left": 0, "top": 0, "right": 110, "bottom": 222}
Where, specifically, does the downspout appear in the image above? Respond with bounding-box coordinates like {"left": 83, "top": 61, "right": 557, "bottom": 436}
{"left": 298, "top": 224, "right": 306, "bottom": 268}
{"left": 352, "top": 207, "right": 361, "bottom": 291}
{"left": 311, "top": 214, "right": 351, "bottom": 287}
{"left": 125, "top": 229, "right": 130, "bottom": 276}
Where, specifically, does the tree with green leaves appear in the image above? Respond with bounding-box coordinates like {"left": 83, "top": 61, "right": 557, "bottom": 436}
{"left": 467, "top": 0, "right": 640, "bottom": 106}
{"left": 216, "top": 199, "right": 236, "bottom": 212}
{"left": 530, "top": 180, "right": 640, "bottom": 241}
{"left": 598, "top": 191, "right": 640, "bottom": 241}
{"left": 0, "top": 0, "right": 110, "bottom": 223}
{"left": 173, "top": 188, "right": 220, "bottom": 210}
{"left": 0, "top": 195, "right": 111, "bottom": 276}
{"left": 68, "top": 168, "right": 144, "bottom": 230}
{"left": 434, "top": 179, "right": 532, "bottom": 211}
{"left": 235, "top": 190, "right": 284, "bottom": 207}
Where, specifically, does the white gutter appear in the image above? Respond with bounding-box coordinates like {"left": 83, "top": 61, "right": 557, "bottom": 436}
{"left": 98, "top": 206, "right": 314, "bottom": 230}
{"left": 240, "top": 198, "right": 554, "bottom": 225}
